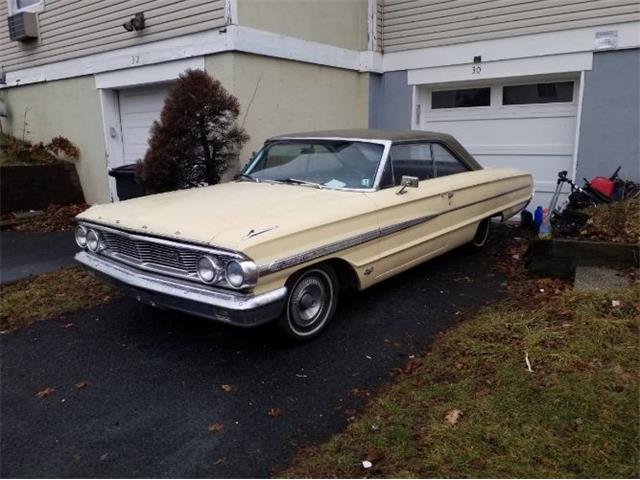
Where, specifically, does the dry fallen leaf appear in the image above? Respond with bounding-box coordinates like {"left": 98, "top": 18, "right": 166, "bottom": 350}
{"left": 213, "top": 458, "right": 225, "bottom": 465}
{"left": 75, "top": 381, "right": 89, "bottom": 389}
{"left": 268, "top": 408, "right": 284, "bottom": 418}
{"left": 208, "top": 423, "right": 224, "bottom": 433}
{"left": 36, "top": 387, "right": 55, "bottom": 398}
{"left": 220, "top": 384, "right": 236, "bottom": 393}
{"left": 444, "top": 408, "right": 463, "bottom": 425}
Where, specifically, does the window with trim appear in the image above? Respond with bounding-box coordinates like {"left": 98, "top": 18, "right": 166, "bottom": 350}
{"left": 431, "top": 144, "right": 468, "bottom": 178}
{"left": 502, "top": 81, "right": 574, "bottom": 105}
{"left": 383, "top": 142, "right": 469, "bottom": 187}
{"left": 432, "top": 87, "right": 490, "bottom": 109}
{"left": 8, "top": 0, "right": 42, "bottom": 13}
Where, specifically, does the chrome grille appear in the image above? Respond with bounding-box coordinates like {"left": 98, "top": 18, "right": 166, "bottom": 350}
{"left": 102, "top": 231, "right": 199, "bottom": 275}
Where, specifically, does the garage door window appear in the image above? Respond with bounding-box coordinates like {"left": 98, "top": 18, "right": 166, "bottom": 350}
{"left": 432, "top": 87, "right": 490, "bottom": 109}
{"left": 503, "top": 81, "right": 574, "bottom": 105}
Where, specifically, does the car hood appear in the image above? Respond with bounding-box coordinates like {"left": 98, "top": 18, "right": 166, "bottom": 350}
{"left": 77, "top": 181, "right": 376, "bottom": 253}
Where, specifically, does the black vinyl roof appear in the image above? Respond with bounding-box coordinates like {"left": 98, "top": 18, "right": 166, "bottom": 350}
{"left": 267, "top": 129, "right": 483, "bottom": 171}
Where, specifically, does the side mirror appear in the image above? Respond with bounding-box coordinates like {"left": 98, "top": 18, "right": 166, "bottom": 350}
{"left": 397, "top": 175, "right": 419, "bottom": 195}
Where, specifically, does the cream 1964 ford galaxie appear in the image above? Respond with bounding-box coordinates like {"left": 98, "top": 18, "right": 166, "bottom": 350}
{"left": 75, "top": 130, "right": 532, "bottom": 341}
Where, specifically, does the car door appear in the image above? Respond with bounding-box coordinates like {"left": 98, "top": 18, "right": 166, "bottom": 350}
{"left": 365, "top": 142, "right": 453, "bottom": 282}
{"left": 427, "top": 143, "right": 480, "bottom": 250}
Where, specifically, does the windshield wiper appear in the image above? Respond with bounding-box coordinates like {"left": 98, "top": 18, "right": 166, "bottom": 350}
{"left": 234, "top": 172, "right": 258, "bottom": 182}
{"left": 275, "top": 178, "right": 323, "bottom": 189}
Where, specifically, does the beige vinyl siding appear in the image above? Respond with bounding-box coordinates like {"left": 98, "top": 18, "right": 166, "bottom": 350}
{"left": 377, "top": 0, "right": 383, "bottom": 50}
{"left": 0, "top": 0, "right": 226, "bottom": 72}
{"left": 382, "top": 0, "right": 640, "bottom": 52}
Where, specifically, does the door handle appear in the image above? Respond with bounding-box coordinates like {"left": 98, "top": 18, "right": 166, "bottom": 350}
{"left": 441, "top": 191, "right": 454, "bottom": 205}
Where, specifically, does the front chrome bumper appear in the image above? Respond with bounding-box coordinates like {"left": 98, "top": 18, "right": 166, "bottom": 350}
{"left": 75, "top": 251, "right": 287, "bottom": 327}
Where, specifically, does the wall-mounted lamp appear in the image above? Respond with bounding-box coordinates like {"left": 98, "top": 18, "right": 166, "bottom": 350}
{"left": 122, "top": 12, "right": 145, "bottom": 32}
{"left": 0, "top": 66, "right": 6, "bottom": 85}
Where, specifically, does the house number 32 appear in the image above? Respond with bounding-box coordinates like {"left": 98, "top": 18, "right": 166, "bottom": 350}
{"left": 472, "top": 65, "right": 482, "bottom": 74}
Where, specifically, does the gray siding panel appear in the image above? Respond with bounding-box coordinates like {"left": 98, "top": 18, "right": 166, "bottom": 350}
{"left": 577, "top": 48, "right": 640, "bottom": 182}
{"left": 369, "top": 70, "right": 412, "bottom": 129}
{"left": 0, "top": 0, "right": 226, "bottom": 71}
{"left": 382, "top": 0, "right": 640, "bottom": 52}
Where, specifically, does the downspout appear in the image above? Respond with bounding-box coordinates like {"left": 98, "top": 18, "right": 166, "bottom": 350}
{"left": 571, "top": 70, "right": 586, "bottom": 183}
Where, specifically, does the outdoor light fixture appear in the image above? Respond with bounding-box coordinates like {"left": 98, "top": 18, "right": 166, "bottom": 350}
{"left": 122, "top": 12, "right": 145, "bottom": 32}
{"left": 0, "top": 66, "right": 6, "bottom": 85}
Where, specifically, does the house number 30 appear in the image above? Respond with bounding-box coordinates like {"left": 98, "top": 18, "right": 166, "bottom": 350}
{"left": 472, "top": 65, "right": 481, "bottom": 74}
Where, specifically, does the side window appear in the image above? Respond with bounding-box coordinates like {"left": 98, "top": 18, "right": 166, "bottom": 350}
{"left": 388, "top": 143, "right": 434, "bottom": 186}
{"left": 431, "top": 144, "right": 469, "bottom": 178}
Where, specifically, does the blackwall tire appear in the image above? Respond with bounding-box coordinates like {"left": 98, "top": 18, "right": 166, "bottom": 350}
{"left": 469, "top": 218, "right": 491, "bottom": 251}
{"left": 276, "top": 264, "right": 339, "bottom": 342}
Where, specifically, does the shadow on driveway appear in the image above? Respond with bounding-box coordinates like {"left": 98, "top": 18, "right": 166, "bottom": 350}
{"left": 1, "top": 245, "right": 505, "bottom": 478}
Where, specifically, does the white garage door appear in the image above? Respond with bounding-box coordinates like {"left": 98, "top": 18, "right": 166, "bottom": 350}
{"left": 118, "top": 84, "right": 171, "bottom": 166}
{"left": 418, "top": 77, "right": 579, "bottom": 211}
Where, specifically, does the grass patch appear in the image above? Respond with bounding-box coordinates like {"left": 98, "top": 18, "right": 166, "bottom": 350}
{"left": 1, "top": 267, "right": 120, "bottom": 332}
{"left": 281, "top": 285, "right": 640, "bottom": 478}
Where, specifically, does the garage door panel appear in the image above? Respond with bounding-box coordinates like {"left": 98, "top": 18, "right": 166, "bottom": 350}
{"left": 425, "top": 116, "right": 576, "bottom": 145}
{"left": 118, "top": 84, "right": 171, "bottom": 167}
{"left": 420, "top": 79, "right": 578, "bottom": 211}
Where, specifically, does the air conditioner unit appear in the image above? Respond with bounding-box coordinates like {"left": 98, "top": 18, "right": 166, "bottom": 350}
{"left": 8, "top": 11, "right": 38, "bottom": 41}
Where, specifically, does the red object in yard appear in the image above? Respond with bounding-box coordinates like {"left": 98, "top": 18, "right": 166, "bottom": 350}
{"left": 590, "top": 176, "right": 615, "bottom": 197}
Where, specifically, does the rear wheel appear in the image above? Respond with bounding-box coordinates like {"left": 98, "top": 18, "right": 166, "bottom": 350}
{"left": 276, "top": 264, "right": 339, "bottom": 342}
{"left": 469, "top": 218, "right": 491, "bottom": 250}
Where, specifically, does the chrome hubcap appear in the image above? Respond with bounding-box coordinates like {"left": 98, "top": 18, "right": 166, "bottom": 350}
{"left": 289, "top": 275, "right": 329, "bottom": 329}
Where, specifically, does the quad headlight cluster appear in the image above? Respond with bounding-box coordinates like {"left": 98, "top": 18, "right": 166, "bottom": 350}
{"left": 75, "top": 225, "right": 105, "bottom": 252}
{"left": 76, "top": 224, "right": 257, "bottom": 290}
{"left": 197, "top": 255, "right": 258, "bottom": 289}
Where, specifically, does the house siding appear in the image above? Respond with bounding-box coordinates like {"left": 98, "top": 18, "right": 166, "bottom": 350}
{"left": 382, "top": 0, "right": 640, "bottom": 52}
{"left": 3, "top": 76, "right": 109, "bottom": 204}
{"left": 577, "top": 48, "right": 640, "bottom": 182}
{"left": 237, "top": 0, "right": 369, "bottom": 51}
{"left": 0, "top": 0, "right": 226, "bottom": 72}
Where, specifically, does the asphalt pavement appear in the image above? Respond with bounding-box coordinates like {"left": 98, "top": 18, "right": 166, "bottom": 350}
{"left": 0, "top": 244, "right": 505, "bottom": 478}
{"left": 0, "top": 231, "right": 78, "bottom": 283}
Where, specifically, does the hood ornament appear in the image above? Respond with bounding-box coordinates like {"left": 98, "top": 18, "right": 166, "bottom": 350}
{"left": 242, "top": 225, "right": 279, "bottom": 240}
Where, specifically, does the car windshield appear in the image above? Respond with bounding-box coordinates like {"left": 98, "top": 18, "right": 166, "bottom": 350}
{"left": 244, "top": 140, "right": 385, "bottom": 189}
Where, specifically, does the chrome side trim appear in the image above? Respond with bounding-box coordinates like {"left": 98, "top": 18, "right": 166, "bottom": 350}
{"left": 260, "top": 184, "right": 531, "bottom": 275}
{"left": 76, "top": 251, "right": 286, "bottom": 311}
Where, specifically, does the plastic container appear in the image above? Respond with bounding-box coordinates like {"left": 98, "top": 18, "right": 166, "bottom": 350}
{"left": 534, "top": 206, "right": 544, "bottom": 228}
{"left": 108, "top": 164, "right": 146, "bottom": 200}
{"left": 590, "top": 176, "right": 615, "bottom": 198}
{"left": 538, "top": 208, "right": 552, "bottom": 240}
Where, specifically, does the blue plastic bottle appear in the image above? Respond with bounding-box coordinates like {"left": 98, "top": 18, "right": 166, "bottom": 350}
{"left": 534, "top": 206, "right": 544, "bottom": 228}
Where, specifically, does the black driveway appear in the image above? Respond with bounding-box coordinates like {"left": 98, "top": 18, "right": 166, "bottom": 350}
{"left": 1, "top": 245, "right": 504, "bottom": 478}
{"left": 0, "top": 231, "right": 77, "bottom": 283}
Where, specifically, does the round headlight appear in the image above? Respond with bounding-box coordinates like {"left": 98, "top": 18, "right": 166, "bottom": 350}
{"left": 75, "top": 225, "right": 88, "bottom": 248}
{"left": 197, "top": 256, "right": 222, "bottom": 284}
{"left": 225, "top": 260, "right": 245, "bottom": 287}
{"left": 86, "top": 229, "right": 101, "bottom": 252}
{"left": 225, "top": 260, "right": 258, "bottom": 289}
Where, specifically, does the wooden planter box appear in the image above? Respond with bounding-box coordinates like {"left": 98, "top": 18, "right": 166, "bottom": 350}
{"left": 527, "top": 238, "right": 640, "bottom": 279}
{"left": 0, "top": 163, "right": 84, "bottom": 214}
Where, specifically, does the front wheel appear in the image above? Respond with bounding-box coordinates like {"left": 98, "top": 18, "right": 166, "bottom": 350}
{"left": 276, "top": 264, "right": 339, "bottom": 342}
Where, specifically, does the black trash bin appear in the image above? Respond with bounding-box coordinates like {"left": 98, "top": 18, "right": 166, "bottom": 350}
{"left": 108, "top": 164, "right": 146, "bottom": 200}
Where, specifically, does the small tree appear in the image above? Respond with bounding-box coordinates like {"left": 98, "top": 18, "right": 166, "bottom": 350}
{"left": 136, "top": 69, "right": 249, "bottom": 192}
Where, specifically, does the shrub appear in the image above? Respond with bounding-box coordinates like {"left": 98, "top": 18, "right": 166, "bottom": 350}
{"left": 136, "top": 69, "right": 249, "bottom": 193}
{"left": 0, "top": 133, "right": 80, "bottom": 166}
